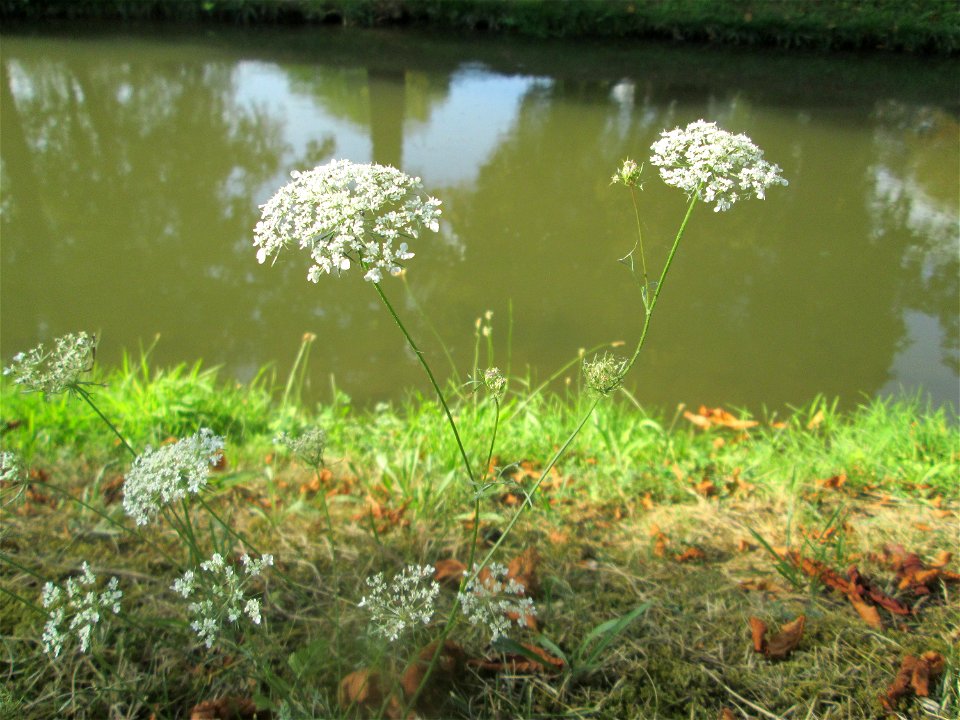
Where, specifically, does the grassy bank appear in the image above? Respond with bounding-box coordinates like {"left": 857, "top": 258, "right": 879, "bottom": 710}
{"left": 1, "top": 0, "right": 957, "bottom": 54}
{"left": 1, "top": 357, "right": 958, "bottom": 718}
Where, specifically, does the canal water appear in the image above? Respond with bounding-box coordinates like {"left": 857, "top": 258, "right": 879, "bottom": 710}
{"left": 2, "top": 25, "right": 957, "bottom": 412}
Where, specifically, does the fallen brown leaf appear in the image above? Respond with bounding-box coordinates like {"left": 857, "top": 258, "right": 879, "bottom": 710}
{"left": 401, "top": 640, "right": 465, "bottom": 714}
{"left": 881, "top": 652, "right": 945, "bottom": 712}
{"left": 338, "top": 669, "right": 403, "bottom": 719}
{"left": 749, "top": 615, "right": 805, "bottom": 660}
{"left": 468, "top": 643, "right": 565, "bottom": 674}
{"left": 675, "top": 547, "right": 706, "bottom": 563}
{"left": 434, "top": 559, "right": 467, "bottom": 587}
{"left": 189, "top": 696, "right": 266, "bottom": 720}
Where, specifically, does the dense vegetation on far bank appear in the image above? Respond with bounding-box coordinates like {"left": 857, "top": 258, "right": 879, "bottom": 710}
{"left": 1, "top": 0, "right": 958, "bottom": 54}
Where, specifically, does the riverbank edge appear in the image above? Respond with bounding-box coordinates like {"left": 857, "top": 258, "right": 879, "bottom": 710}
{"left": 1, "top": 0, "right": 957, "bottom": 55}
{"left": 2, "top": 355, "right": 957, "bottom": 503}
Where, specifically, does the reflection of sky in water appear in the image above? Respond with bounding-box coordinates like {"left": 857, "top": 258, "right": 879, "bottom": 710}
{"left": 405, "top": 67, "right": 551, "bottom": 187}
{"left": 232, "top": 60, "right": 549, "bottom": 191}
{"left": 882, "top": 310, "right": 959, "bottom": 405}
{"left": 232, "top": 61, "right": 371, "bottom": 200}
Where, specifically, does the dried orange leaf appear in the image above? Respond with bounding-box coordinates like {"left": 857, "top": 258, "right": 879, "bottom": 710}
{"left": 750, "top": 615, "right": 805, "bottom": 660}
{"left": 434, "top": 559, "right": 467, "bottom": 587}
{"left": 882, "top": 652, "right": 945, "bottom": 711}
{"left": 675, "top": 547, "right": 706, "bottom": 563}
{"left": 748, "top": 617, "right": 767, "bottom": 653}
{"left": 189, "top": 696, "right": 262, "bottom": 720}
{"left": 400, "top": 640, "right": 465, "bottom": 711}
{"left": 338, "top": 669, "right": 404, "bottom": 719}
{"left": 507, "top": 547, "right": 540, "bottom": 596}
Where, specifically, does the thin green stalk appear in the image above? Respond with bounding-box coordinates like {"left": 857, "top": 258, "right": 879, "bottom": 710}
{"left": 72, "top": 384, "right": 137, "bottom": 459}
{"left": 629, "top": 187, "right": 649, "bottom": 286}
{"left": 625, "top": 191, "right": 698, "bottom": 374}
{"left": 372, "top": 281, "right": 475, "bottom": 483}
{"left": 0, "top": 584, "right": 45, "bottom": 615}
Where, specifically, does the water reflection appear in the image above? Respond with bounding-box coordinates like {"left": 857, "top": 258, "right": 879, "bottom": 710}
{"left": 1, "top": 28, "right": 956, "bottom": 411}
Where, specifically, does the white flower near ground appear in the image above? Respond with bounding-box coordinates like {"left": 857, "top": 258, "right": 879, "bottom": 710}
{"left": 458, "top": 563, "right": 536, "bottom": 641}
{"left": 122, "top": 429, "right": 225, "bottom": 526}
{"left": 40, "top": 562, "right": 122, "bottom": 657}
{"left": 650, "top": 120, "right": 788, "bottom": 212}
{"left": 359, "top": 564, "right": 440, "bottom": 642}
{"left": 2, "top": 332, "right": 96, "bottom": 395}
{"left": 0, "top": 451, "right": 23, "bottom": 484}
{"left": 171, "top": 552, "right": 273, "bottom": 649}
{"left": 253, "top": 159, "right": 442, "bottom": 283}
{"left": 274, "top": 427, "right": 326, "bottom": 468}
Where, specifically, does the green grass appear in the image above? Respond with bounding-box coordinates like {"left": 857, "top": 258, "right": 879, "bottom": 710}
{"left": 1, "top": 357, "right": 958, "bottom": 718}
{"left": 1, "top": 0, "right": 958, "bottom": 54}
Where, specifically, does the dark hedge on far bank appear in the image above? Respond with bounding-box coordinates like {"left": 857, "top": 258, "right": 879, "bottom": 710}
{"left": 1, "top": 0, "right": 958, "bottom": 54}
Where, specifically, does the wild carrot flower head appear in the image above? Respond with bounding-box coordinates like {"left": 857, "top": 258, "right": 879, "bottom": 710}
{"left": 649, "top": 120, "right": 787, "bottom": 212}
{"left": 253, "top": 160, "right": 442, "bottom": 284}
{"left": 3, "top": 332, "right": 96, "bottom": 395}
{"left": 458, "top": 563, "right": 536, "bottom": 641}
{"left": 583, "top": 353, "right": 627, "bottom": 396}
{"left": 483, "top": 368, "right": 507, "bottom": 400}
{"left": 123, "top": 428, "right": 225, "bottom": 525}
{"left": 41, "top": 562, "right": 122, "bottom": 657}
{"left": 172, "top": 552, "right": 273, "bottom": 649}
{"left": 275, "top": 428, "right": 326, "bottom": 469}
{"left": 359, "top": 564, "right": 440, "bottom": 642}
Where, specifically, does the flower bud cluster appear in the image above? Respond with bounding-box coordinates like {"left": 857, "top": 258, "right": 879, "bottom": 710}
{"left": 171, "top": 552, "right": 273, "bottom": 649}
{"left": 359, "top": 564, "right": 440, "bottom": 642}
{"left": 650, "top": 120, "right": 787, "bottom": 212}
{"left": 41, "top": 562, "right": 122, "bottom": 657}
{"left": 483, "top": 368, "right": 507, "bottom": 400}
{"left": 254, "top": 160, "right": 442, "bottom": 284}
{"left": 610, "top": 158, "right": 643, "bottom": 188}
{"left": 275, "top": 427, "right": 326, "bottom": 469}
{"left": 122, "top": 428, "right": 225, "bottom": 525}
{"left": 583, "top": 353, "right": 627, "bottom": 396}
{"left": 458, "top": 563, "right": 536, "bottom": 641}
{"left": 3, "top": 332, "right": 96, "bottom": 395}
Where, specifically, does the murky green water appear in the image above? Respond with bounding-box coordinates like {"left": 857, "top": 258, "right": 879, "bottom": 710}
{"left": 2, "top": 25, "right": 957, "bottom": 412}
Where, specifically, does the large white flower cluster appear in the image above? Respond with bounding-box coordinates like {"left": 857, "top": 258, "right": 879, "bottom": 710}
{"left": 171, "top": 552, "right": 273, "bottom": 649}
{"left": 359, "top": 564, "right": 440, "bottom": 642}
{"left": 3, "top": 332, "right": 96, "bottom": 395}
{"left": 41, "top": 562, "right": 122, "bottom": 657}
{"left": 650, "top": 120, "right": 788, "bottom": 212}
{"left": 122, "top": 428, "right": 225, "bottom": 525}
{"left": 253, "top": 160, "right": 442, "bottom": 283}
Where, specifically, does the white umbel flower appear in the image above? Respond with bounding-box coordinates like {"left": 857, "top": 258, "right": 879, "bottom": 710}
{"left": 3, "top": 332, "right": 96, "bottom": 395}
{"left": 122, "top": 429, "right": 225, "bottom": 525}
{"left": 40, "top": 562, "right": 122, "bottom": 657}
{"left": 171, "top": 552, "right": 273, "bottom": 649}
{"left": 458, "top": 563, "right": 536, "bottom": 641}
{"left": 253, "top": 160, "right": 441, "bottom": 283}
{"left": 650, "top": 120, "right": 787, "bottom": 212}
{"left": 359, "top": 564, "right": 440, "bottom": 642}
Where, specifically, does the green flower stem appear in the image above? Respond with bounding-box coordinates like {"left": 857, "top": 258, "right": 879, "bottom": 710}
{"left": 629, "top": 187, "right": 649, "bottom": 286}
{"left": 72, "top": 384, "right": 137, "bottom": 460}
{"left": 625, "top": 190, "right": 699, "bottom": 375}
{"left": 372, "top": 281, "right": 476, "bottom": 484}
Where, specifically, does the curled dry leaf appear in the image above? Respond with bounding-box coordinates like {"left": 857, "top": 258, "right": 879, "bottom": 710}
{"left": 189, "top": 696, "right": 266, "bottom": 720}
{"left": 468, "top": 643, "right": 565, "bottom": 674}
{"left": 675, "top": 547, "right": 706, "bottom": 563}
{"left": 881, "top": 652, "right": 945, "bottom": 712}
{"left": 401, "top": 640, "right": 465, "bottom": 714}
{"left": 433, "top": 558, "right": 467, "bottom": 587}
{"left": 884, "top": 544, "right": 960, "bottom": 595}
{"left": 684, "top": 405, "right": 759, "bottom": 431}
{"left": 748, "top": 615, "right": 805, "bottom": 660}
{"left": 338, "top": 669, "right": 404, "bottom": 720}
{"left": 507, "top": 547, "right": 540, "bottom": 597}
